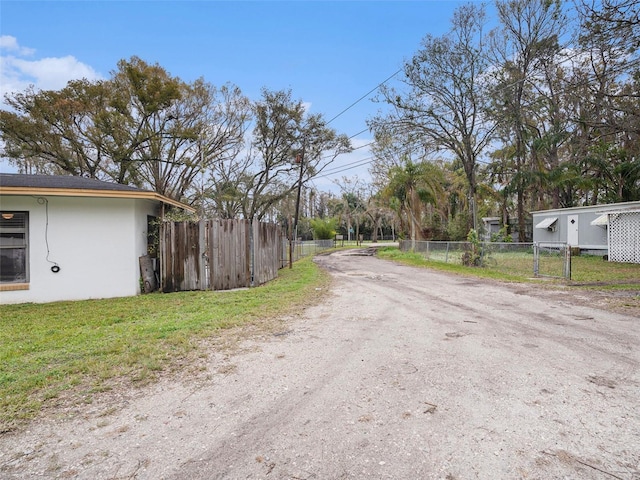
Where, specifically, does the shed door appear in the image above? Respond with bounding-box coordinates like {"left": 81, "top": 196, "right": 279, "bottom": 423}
{"left": 567, "top": 214, "right": 579, "bottom": 246}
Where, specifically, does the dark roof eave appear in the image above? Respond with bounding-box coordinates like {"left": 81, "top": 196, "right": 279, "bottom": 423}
{"left": 0, "top": 185, "right": 196, "bottom": 213}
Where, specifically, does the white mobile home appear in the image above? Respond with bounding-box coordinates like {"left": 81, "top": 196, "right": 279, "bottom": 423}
{"left": 0, "top": 174, "right": 194, "bottom": 304}
{"left": 531, "top": 201, "right": 640, "bottom": 261}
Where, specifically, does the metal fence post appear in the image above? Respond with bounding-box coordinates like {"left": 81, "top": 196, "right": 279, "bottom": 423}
{"left": 533, "top": 242, "right": 539, "bottom": 277}
{"left": 564, "top": 244, "right": 572, "bottom": 280}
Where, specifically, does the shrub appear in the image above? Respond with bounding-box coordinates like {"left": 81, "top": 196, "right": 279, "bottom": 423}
{"left": 310, "top": 217, "right": 338, "bottom": 240}
{"left": 462, "top": 229, "right": 482, "bottom": 267}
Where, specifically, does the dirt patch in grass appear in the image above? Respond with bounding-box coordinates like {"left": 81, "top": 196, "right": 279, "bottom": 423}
{"left": 24, "top": 281, "right": 332, "bottom": 435}
{"left": 507, "top": 282, "right": 640, "bottom": 318}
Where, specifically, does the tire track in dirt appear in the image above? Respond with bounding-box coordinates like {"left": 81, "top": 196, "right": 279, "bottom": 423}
{"left": 1, "top": 249, "right": 638, "bottom": 479}
{"left": 330, "top": 254, "right": 638, "bottom": 370}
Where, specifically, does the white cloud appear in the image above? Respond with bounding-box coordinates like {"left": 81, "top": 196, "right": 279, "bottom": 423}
{"left": 10, "top": 56, "right": 102, "bottom": 89}
{"left": 0, "top": 37, "right": 103, "bottom": 104}
{"left": 0, "top": 35, "right": 35, "bottom": 56}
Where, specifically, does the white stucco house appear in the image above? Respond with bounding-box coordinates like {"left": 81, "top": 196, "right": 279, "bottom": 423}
{"left": 0, "top": 174, "right": 194, "bottom": 304}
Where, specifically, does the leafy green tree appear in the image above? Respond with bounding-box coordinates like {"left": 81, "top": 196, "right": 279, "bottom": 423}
{"left": 103, "top": 57, "right": 184, "bottom": 186}
{"left": 569, "top": 0, "right": 640, "bottom": 204}
{"left": 487, "top": 0, "right": 566, "bottom": 240}
{"left": 583, "top": 143, "right": 640, "bottom": 203}
{"left": 364, "top": 193, "right": 391, "bottom": 243}
{"left": 1, "top": 79, "right": 117, "bottom": 178}
{"left": 138, "top": 79, "right": 250, "bottom": 206}
{"left": 0, "top": 57, "right": 250, "bottom": 205}
{"left": 333, "top": 176, "right": 369, "bottom": 241}
{"left": 369, "top": 127, "right": 425, "bottom": 192}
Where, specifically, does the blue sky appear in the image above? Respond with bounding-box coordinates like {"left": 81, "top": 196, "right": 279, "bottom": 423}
{"left": 1, "top": 0, "right": 473, "bottom": 192}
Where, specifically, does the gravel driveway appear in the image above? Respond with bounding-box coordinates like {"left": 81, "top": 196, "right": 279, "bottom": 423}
{"left": 2, "top": 249, "right": 639, "bottom": 479}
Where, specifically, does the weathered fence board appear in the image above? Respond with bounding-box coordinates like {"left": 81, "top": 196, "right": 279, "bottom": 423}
{"left": 160, "top": 221, "right": 202, "bottom": 292}
{"left": 205, "top": 219, "right": 251, "bottom": 291}
{"left": 160, "top": 219, "right": 281, "bottom": 292}
{"left": 252, "top": 221, "right": 280, "bottom": 286}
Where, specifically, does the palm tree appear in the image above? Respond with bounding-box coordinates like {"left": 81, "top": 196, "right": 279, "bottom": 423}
{"left": 383, "top": 161, "right": 444, "bottom": 241}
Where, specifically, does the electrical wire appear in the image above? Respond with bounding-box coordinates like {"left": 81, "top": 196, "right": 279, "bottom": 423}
{"left": 315, "top": 37, "right": 638, "bottom": 185}
{"left": 351, "top": 141, "right": 374, "bottom": 151}
{"left": 36, "top": 197, "right": 60, "bottom": 271}
{"left": 325, "top": 69, "right": 402, "bottom": 126}
{"left": 348, "top": 128, "right": 370, "bottom": 139}
{"left": 314, "top": 157, "right": 376, "bottom": 179}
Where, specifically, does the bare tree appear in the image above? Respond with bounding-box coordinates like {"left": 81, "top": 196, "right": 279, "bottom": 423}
{"left": 580, "top": 0, "right": 640, "bottom": 52}
{"left": 241, "top": 89, "right": 351, "bottom": 221}
{"left": 371, "top": 3, "right": 493, "bottom": 232}
{"left": 487, "top": 0, "right": 566, "bottom": 239}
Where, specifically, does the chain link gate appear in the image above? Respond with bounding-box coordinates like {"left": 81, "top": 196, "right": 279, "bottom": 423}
{"left": 533, "top": 242, "right": 571, "bottom": 280}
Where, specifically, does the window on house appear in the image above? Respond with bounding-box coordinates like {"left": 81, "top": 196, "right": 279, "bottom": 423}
{"left": 0, "top": 212, "right": 29, "bottom": 283}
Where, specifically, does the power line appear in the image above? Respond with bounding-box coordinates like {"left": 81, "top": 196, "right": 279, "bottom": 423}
{"left": 320, "top": 156, "right": 374, "bottom": 175}
{"left": 319, "top": 139, "right": 374, "bottom": 162}
{"left": 315, "top": 45, "right": 640, "bottom": 186}
{"left": 351, "top": 141, "right": 374, "bottom": 151}
{"left": 307, "top": 73, "right": 399, "bottom": 173}
{"left": 314, "top": 157, "right": 376, "bottom": 179}
{"left": 325, "top": 69, "right": 402, "bottom": 126}
{"left": 348, "top": 128, "right": 370, "bottom": 139}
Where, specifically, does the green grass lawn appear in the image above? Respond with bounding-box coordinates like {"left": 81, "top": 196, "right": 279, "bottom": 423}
{"left": 0, "top": 257, "right": 329, "bottom": 430}
{"left": 569, "top": 254, "right": 640, "bottom": 284}
{"left": 377, "top": 246, "right": 640, "bottom": 286}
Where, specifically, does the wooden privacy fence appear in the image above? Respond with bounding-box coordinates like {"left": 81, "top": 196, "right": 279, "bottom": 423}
{"left": 160, "top": 219, "right": 284, "bottom": 292}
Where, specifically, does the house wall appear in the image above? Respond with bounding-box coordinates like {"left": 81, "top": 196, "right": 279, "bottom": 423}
{"left": 532, "top": 202, "right": 640, "bottom": 253}
{"left": 533, "top": 210, "right": 608, "bottom": 251}
{"left": 532, "top": 214, "right": 562, "bottom": 244}
{"left": 1, "top": 195, "right": 158, "bottom": 304}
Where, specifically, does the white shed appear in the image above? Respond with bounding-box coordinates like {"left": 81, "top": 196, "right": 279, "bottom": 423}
{"left": 0, "top": 174, "right": 194, "bottom": 304}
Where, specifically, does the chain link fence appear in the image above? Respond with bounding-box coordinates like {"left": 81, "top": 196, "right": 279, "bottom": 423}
{"left": 281, "top": 239, "right": 334, "bottom": 267}
{"left": 399, "top": 240, "right": 571, "bottom": 279}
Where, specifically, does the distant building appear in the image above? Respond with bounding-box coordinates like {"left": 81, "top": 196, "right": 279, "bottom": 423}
{"left": 481, "top": 217, "right": 501, "bottom": 241}
{"left": 481, "top": 216, "right": 531, "bottom": 242}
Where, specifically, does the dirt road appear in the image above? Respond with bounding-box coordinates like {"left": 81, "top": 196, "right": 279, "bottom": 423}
{"left": 1, "top": 249, "right": 639, "bottom": 479}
